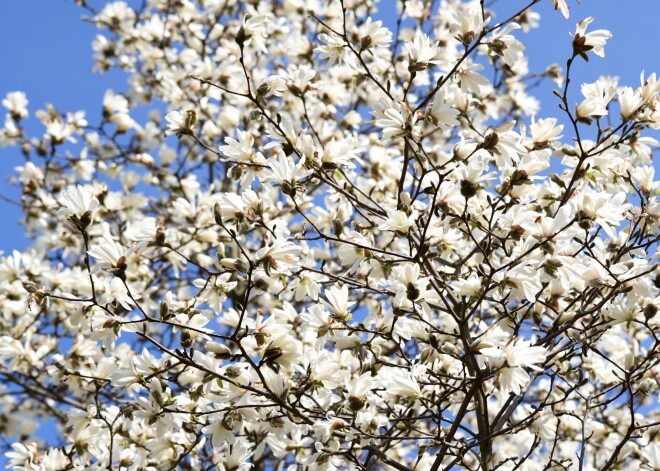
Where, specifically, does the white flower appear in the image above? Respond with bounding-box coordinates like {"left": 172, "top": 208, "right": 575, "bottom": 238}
{"left": 643, "top": 442, "right": 660, "bottom": 470}
{"left": 618, "top": 86, "right": 645, "bottom": 120}
{"left": 193, "top": 273, "right": 237, "bottom": 312}
{"left": 316, "top": 33, "right": 347, "bottom": 67}
{"left": 346, "top": 373, "right": 374, "bottom": 404}
{"left": 98, "top": 277, "right": 134, "bottom": 310}
{"left": 379, "top": 209, "right": 418, "bottom": 233}
{"left": 458, "top": 63, "right": 490, "bottom": 94}
{"left": 88, "top": 233, "right": 128, "bottom": 270}
{"left": 481, "top": 339, "right": 546, "bottom": 395}
{"left": 452, "top": 274, "right": 482, "bottom": 296}
{"left": 5, "top": 442, "right": 38, "bottom": 470}
{"left": 262, "top": 332, "right": 301, "bottom": 369}
{"left": 358, "top": 17, "right": 392, "bottom": 50}
{"left": 575, "top": 96, "right": 608, "bottom": 122}
{"left": 551, "top": 0, "right": 570, "bottom": 19}
{"left": 640, "top": 71, "right": 660, "bottom": 101}
{"left": 163, "top": 109, "right": 196, "bottom": 137}
{"left": 240, "top": 14, "right": 269, "bottom": 53}
{"left": 572, "top": 17, "right": 611, "bottom": 60}
{"left": 220, "top": 130, "right": 262, "bottom": 163}
{"left": 58, "top": 185, "right": 100, "bottom": 223}
{"left": 102, "top": 89, "right": 129, "bottom": 115}
{"left": 405, "top": 31, "right": 443, "bottom": 68}
{"left": 380, "top": 366, "right": 422, "bottom": 398}
{"left": 373, "top": 101, "right": 419, "bottom": 140}
{"left": 289, "top": 270, "right": 323, "bottom": 301}
{"left": 487, "top": 23, "right": 525, "bottom": 67}
{"left": 389, "top": 263, "right": 438, "bottom": 311}
{"left": 2, "top": 91, "right": 29, "bottom": 120}
{"left": 265, "top": 151, "right": 311, "bottom": 195}
{"left": 321, "top": 284, "right": 354, "bottom": 320}
{"left": 108, "top": 112, "right": 139, "bottom": 132}
{"left": 90, "top": 311, "right": 124, "bottom": 348}
{"left": 429, "top": 91, "right": 460, "bottom": 131}
{"left": 529, "top": 117, "right": 563, "bottom": 147}
{"left": 576, "top": 191, "right": 631, "bottom": 238}
{"left": 255, "top": 237, "right": 301, "bottom": 274}
{"left": 451, "top": 4, "right": 489, "bottom": 45}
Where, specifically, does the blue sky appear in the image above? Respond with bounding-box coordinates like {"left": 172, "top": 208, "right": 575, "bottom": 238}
{"left": 0, "top": 0, "right": 659, "bottom": 257}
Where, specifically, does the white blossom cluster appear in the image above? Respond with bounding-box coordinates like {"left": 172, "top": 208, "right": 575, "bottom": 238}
{"left": 1, "top": 0, "right": 660, "bottom": 470}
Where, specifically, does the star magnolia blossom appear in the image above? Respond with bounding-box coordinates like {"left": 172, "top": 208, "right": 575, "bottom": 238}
{"left": 1, "top": 1, "right": 660, "bottom": 471}
{"left": 572, "top": 17, "right": 612, "bottom": 60}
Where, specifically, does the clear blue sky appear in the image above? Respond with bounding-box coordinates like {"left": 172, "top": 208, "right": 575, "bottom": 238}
{"left": 0, "top": 0, "right": 659, "bottom": 256}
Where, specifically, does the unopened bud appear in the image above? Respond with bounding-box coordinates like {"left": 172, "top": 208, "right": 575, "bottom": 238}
{"left": 235, "top": 26, "right": 246, "bottom": 47}
{"left": 159, "top": 301, "right": 170, "bottom": 320}
{"left": 332, "top": 218, "right": 344, "bottom": 236}
{"left": 644, "top": 303, "right": 658, "bottom": 320}
{"left": 360, "top": 35, "right": 373, "bottom": 52}
{"left": 184, "top": 110, "right": 196, "bottom": 129}
{"left": 214, "top": 203, "right": 223, "bottom": 226}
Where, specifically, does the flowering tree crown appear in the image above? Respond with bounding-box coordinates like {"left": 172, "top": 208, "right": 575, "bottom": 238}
{"left": 1, "top": 1, "right": 660, "bottom": 470}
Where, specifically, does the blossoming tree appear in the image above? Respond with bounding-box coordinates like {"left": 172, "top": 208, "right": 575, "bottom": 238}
{"left": 2, "top": 0, "right": 660, "bottom": 470}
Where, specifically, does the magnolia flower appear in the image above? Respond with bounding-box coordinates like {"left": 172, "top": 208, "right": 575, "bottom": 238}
{"left": 380, "top": 366, "right": 422, "bottom": 398}
{"left": 405, "top": 31, "right": 443, "bottom": 68}
{"left": 2, "top": 91, "right": 29, "bottom": 120}
{"left": 529, "top": 117, "right": 563, "bottom": 147}
{"left": 90, "top": 311, "right": 124, "bottom": 348}
{"left": 316, "top": 137, "right": 360, "bottom": 170}
{"left": 575, "top": 96, "right": 608, "bottom": 122}
{"left": 108, "top": 112, "right": 139, "bottom": 133}
{"left": 452, "top": 274, "right": 482, "bottom": 296}
{"left": 618, "top": 86, "right": 645, "bottom": 120}
{"left": 429, "top": 91, "right": 460, "bottom": 131}
{"left": 98, "top": 277, "right": 134, "bottom": 310}
{"left": 551, "top": 0, "right": 569, "bottom": 19}
{"left": 358, "top": 17, "right": 392, "bottom": 50}
{"left": 5, "top": 442, "right": 39, "bottom": 470}
{"left": 163, "top": 109, "right": 196, "bottom": 137}
{"left": 640, "top": 71, "right": 660, "bottom": 101}
{"left": 102, "top": 89, "right": 129, "bottom": 115}
{"left": 88, "top": 234, "right": 128, "bottom": 273}
{"left": 643, "top": 442, "right": 660, "bottom": 470}
{"left": 220, "top": 130, "right": 260, "bottom": 163}
{"left": 378, "top": 209, "right": 418, "bottom": 233}
{"left": 238, "top": 14, "right": 269, "bottom": 53}
{"left": 487, "top": 23, "right": 525, "bottom": 66}
{"left": 572, "top": 17, "right": 611, "bottom": 60}
{"left": 346, "top": 373, "right": 374, "bottom": 406}
{"left": 44, "top": 118, "right": 76, "bottom": 144}
{"left": 316, "top": 32, "right": 347, "bottom": 67}
{"left": 255, "top": 237, "right": 301, "bottom": 273}
{"left": 193, "top": 273, "right": 238, "bottom": 312}
{"left": 288, "top": 269, "right": 323, "bottom": 301}
{"left": 373, "top": 101, "right": 416, "bottom": 140}
{"left": 389, "top": 263, "right": 438, "bottom": 312}
{"left": 321, "top": 284, "right": 354, "bottom": 320}
{"left": 262, "top": 332, "right": 301, "bottom": 369}
{"left": 481, "top": 339, "right": 547, "bottom": 395}
{"left": 265, "top": 151, "right": 311, "bottom": 196}
{"left": 58, "top": 185, "right": 99, "bottom": 223}
{"left": 458, "top": 62, "right": 490, "bottom": 94}
{"left": 576, "top": 191, "right": 631, "bottom": 238}
{"left": 451, "top": 4, "right": 489, "bottom": 45}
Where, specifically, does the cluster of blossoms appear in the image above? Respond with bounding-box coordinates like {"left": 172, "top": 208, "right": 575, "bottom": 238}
{"left": 2, "top": 0, "right": 660, "bottom": 470}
